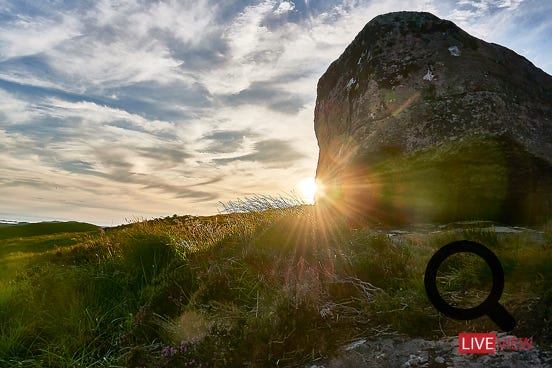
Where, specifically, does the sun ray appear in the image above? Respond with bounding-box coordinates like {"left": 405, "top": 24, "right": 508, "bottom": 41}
{"left": 298, "top": 177, "right": 318, "bottom": 204}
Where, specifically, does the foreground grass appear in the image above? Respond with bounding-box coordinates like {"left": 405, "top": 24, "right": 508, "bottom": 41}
{"left": 0, "top": 207, "right": 551, "bottom": 367}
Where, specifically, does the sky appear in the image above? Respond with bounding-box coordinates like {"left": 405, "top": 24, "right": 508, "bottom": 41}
{"left": 0, "top": 0, "right": 551, "bottom": 226}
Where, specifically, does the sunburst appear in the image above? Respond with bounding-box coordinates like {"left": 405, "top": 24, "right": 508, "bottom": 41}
{"left": 298, "top": 177, "right": 318, "bottom": 204}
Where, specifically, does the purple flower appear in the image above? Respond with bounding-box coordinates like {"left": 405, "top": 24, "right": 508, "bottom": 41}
{"left": 161, "top": 345, "right": 178, "bottom": 358}
{"left": 161, "top": 346, "right": 171, "bottom": 358}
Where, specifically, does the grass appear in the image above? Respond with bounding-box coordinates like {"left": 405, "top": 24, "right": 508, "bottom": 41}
{"left": 0, "top": 222, "right": 100, "bottom": 282}
{"left": 0, "top": 222, "right": 99, "bottom": 240}
{"left": 0, "top": 202, "right": 551, "bottom": 367}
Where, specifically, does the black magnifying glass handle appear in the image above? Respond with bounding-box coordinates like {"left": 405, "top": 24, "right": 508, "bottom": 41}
{"left": 488, "top": 303, "right": 516, "bottom": 332}
{"left": 425, "top": 240, "right": 516, "bottom": 331}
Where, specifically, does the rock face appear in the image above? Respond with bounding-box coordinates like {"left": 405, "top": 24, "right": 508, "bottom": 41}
{"left": 314, "top": 11, "right": 552, "bottom": 225}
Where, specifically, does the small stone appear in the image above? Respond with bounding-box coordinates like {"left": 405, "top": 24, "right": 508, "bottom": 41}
{"left": 448, "top": 45, "right": 461, "bottom": 56}
{"left": 423, "top": 68, "right": 435, "bottom": 81}
{"left": 345, "top": 339, "right": 366, "bottom": 351}
{"left": 435, "top": 356, "right": 445, "bottom": 364}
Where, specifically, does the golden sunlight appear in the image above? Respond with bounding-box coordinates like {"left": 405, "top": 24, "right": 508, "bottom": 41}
{"left": 298, "top": 177, "right": 318, "bottom": 204}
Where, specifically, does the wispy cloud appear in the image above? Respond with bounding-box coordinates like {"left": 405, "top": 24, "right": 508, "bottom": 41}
{"left": 0, "top": 88, "right": 36, "bottom": 123}
{"left": 214, "top": 138, "right": 306, "bottom": 168}
{"left": 0, "top": 12, "right": 81, "bottom": 61}
{"left": 202, "top": 129, "right": 254, "bottom": 154}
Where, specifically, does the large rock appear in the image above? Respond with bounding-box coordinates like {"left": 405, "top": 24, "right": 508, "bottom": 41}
{"left": 314, "top": 11, "right": 552, "bottom": 225}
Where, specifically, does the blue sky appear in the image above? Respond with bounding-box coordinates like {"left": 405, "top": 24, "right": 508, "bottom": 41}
{"left": 1, "top": 0, "right": 551, "bottom": 226}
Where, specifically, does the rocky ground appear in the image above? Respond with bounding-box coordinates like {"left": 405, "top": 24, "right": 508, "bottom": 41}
{"left": 383, "top": 221, "right": 546, "bottom": 244}
{"left": 307, "top": 222, "right": 551, "bottom": 368}
{"left": 308, "top": 335, "right": 552, "bottom": 368}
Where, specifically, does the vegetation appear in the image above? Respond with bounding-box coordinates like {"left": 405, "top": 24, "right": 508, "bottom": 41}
{"left": 340, "top": 136, "right": 552, "bottom": 225}
{"left": 0, "top": 222, "right": 99, "bottom": 240}
{"left": 0, "top": 200, "right": 551, "bottom": 367}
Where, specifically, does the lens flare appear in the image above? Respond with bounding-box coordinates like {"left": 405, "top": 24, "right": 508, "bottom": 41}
{"left": 298, "top": 177, "right": 318, "bottom": 204}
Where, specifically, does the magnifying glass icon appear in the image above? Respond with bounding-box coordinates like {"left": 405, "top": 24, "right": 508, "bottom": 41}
{"left": 424, "top": 240, "right": 516, "bottom": 331}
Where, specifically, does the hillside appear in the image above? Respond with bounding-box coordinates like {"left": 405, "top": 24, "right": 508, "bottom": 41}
{"left": 0, "top": 221, "right": 99, "bottom": 240}
{"left": 0, "top": 222, "right": 101, "bottom": 283}
{"left": 0, "top": 207, "right": 550, "bottom": 367}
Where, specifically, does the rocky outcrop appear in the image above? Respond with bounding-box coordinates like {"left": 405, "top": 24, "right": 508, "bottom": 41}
{"left": 314, "top": 11, "right": 552, "bottom": 224}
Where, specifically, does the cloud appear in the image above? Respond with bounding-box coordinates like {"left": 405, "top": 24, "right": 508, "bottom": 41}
{"left": 0, "top": 88, "right": 36, "bottom": 123}
{"left": 214, "top": 138, "right": 306, "bottom": 168}
{"left": 58, "top": 159, "right": 96, "bottom": 175}
{"left": 455, "top": 0, "right": 524, "bottom": 14}
{"left": 46, "top": 98, "right": 177, "bottom": 134}
{"left": 218, "top": 81, "right": 307, "bottom": 114}
{"left": 202, "top": 129, "right": 254, "bottom": 154}
{"left": 442, "top": 0, "right": 552, "bottom": 72}
{"left": 137, "top": 146, "right": 191, "bottom": 166}
{"left": 0, "top": 89, "right": 205, "bottom": 202}
{"left": 0, "top": 12, "right": 82, "bottom": 61}
{"left": 446, "top": 0, "right": 526, "bottom": 26}
{"left": 45, "top": 37, "right": 186, "bottom": 89}
{"left": 0, "top": 0, "right": 219, "bottom": 93}
{"left": 274, "top": 1, "right": 296, "bottom": 15}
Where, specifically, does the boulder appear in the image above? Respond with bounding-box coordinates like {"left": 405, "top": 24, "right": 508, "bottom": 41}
{"left": 314, "top": 11, "right": 552, "bottom": 225}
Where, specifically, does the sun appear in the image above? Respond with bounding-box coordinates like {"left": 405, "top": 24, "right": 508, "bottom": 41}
{"left": 298, "top": 177, "right": 318, "bottom": 204}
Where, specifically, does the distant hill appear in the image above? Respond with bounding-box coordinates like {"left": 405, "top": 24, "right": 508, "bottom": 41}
{"left": 0, "top": 220, "right": 28, "bottom": 227}
{"left": 0, "top": 221, "right": 100, "bottom": 240}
